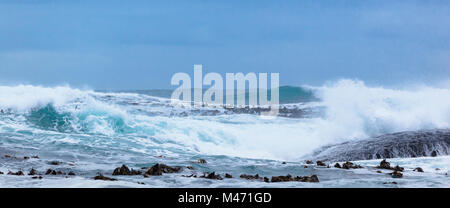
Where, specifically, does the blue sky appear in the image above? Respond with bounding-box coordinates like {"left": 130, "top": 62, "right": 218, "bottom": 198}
{"left": 0, "top": 0, "right": 449, "bottom": 90}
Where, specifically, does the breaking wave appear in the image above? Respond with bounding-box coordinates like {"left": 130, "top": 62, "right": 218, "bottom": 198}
{"left": 0, "top": 79, "right": 449, "bottom": 160}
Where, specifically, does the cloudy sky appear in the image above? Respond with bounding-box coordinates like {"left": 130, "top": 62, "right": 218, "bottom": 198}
{"left": 0, "top": 0, "right": 449, "bottom": 89}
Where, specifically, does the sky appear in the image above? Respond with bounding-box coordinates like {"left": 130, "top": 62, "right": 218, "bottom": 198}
{"left": 0, "top": 0, "right": 449, "bottom": 90}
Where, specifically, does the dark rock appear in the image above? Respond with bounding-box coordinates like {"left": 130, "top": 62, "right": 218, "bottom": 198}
{"left": 113, "top": 164, "right": 130, "bottom": 175}
{"left": 138, "top": 182, "right": 146, "bottom": 185}
{"left": 305, "top": 160, "right": 314, "bottom": 164}
{"left": 271, "top": 175, "right": 319, "bottom": 183}
{"left": 377, "top": 159, "right": 391, "bottom": 169}
{"left": 23, "top": 156, "right": 30, "bottom": 160}
{"left": 310, "top": 129, "right": 450, "bottom": 161}
{"left": 112, "top": 164, "right": 142, "bottom": 176}
{"left": 376, "top": 170, "right": 382, "bottom": 173}
{"left": 282, "top": 162, "right": 286, "bottom": 164}
{"left": 225, "top": 173, "right": 233, "bottom": 178}
{"left": 342, "top": 161, "right": 353, "bottom": 169}
{"left": 377, "top": 160, "right": 403, "bottom": 171}
{"left": 68, "top": 171, "right": 76, "bottom": 176}
{"left": 390, "top": 171, "right": 403, "bottom": 178}
{"left": 186, "top": 166, "right": 195, "bottom": 170}
{"left": 32, "top": 176, "right": 43, "bottom": 180}
{"left": 240, "top": 174, "right": 262, "bottom": 180}
{"left": 48, "top": 161, "right": 62, "bottom": 166}
{"left": 8, "top": 171, "right": 24, "bottom": 176}
{"left": 271, "top": 175, "right": 292, "bottom": 182}
{"left": 31, "top": 155, "right": 39, "bottom": 159}
{"left": 145, "top": 163, "right": 182, "bottom": 176}
{"left": 431, "top": 151, "right": 437, "bottom": 157}
{"left": 46, "top": 169, "right": 56, "bottom": 175}
{"left": 341, "top": 161, "right": 363, "bottom": 169}
{"left": 297, "top": 175, "right": 320, "bottom": 183}
{"left": 413, "top": 167, "right": 424, "bottom": 172}
{"left": 0, "top": 171, "right": 3, "bottom": 174}
{"left": 264, "top": 177, "right": 270, "bottom": 183}
{"left": 316, "top": 161, "right": 326, "bottom": 166}
{"left": 93, "top": 174, "right": 117, "bottom": 181}
{"left": 383, "top": 181, "right": 398, "bottom": 185}
{"left": 45, "top": 169, "right": 63, "bottom": 175}
{"left": 197, "top": 159, "right": 207, "bottom": 164}
{"left": 334, "top": 163, "right": 342, "bottom": 168}
{"left": 392, "top": 165, "right": 404, "bottom": 172}
{"left": 28, "top": 168, "right": 37, "bottom": 176}
{"left": 201, "top": 172, "right": 222, "bottom": 180}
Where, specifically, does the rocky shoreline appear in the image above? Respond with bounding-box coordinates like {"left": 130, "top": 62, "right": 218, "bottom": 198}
{"left": 1, "top": 152, "right": 447, "bottom": 187}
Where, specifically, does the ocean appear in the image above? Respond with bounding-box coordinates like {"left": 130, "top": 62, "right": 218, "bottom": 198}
{"left": 0, "top": 79, "right": 449, "bottom": 187}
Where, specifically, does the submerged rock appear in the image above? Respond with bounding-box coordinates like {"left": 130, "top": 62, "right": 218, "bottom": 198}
{"left": 390, "top": 171, "right": 403, "bottom": 178}
{"left": 310, "top": 129, "right": 450, "bottom": 161}
{"left": 225, "top": 173, "right": 233, "bottom": 178}
{"left": 93, "top": 174, "right": 117, "bottom": 181}
{"left": 145, "top": 163, "right": 182, "bottom": 176}
{"left": 383, "top": 181, "right": 398, "bottom": 185}
{"left": 48, "top": 161, "right": 62, "bottom": 166}
{"left": 181, "top": 174, "right": 198, "bottom": 178}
